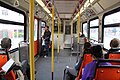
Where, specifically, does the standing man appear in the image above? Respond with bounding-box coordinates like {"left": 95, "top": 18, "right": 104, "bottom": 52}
{"left": 42, "top": 25, "right": 51, "bottom": 57}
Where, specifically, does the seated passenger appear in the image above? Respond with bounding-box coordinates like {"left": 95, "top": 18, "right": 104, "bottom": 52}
{"left": 105, "top": 38, "right": 120, "bottom": 59}
{"left": 0, "top": 38, "right": 12, "bottom": 79}
{"left": 63, "top": 42, "right": 91, "bottom": 80}
{"left": 82, "top": 42, "right": 91, "bottom": 54}
{"left": 82, "top": 45, "right": 111, "bottom": 80}
{"left": 1, "top": 38, "right": 11, "bottom": 51}
{"left": 75, "top": 42, "right": 91, "bottom": 70}
{"left": 0, "top": 38, "right": 30, "bottom": 80}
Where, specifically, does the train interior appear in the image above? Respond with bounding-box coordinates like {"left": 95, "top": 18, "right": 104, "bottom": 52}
{"left": 0, "top": 0, "right": 120, "bottom": 80}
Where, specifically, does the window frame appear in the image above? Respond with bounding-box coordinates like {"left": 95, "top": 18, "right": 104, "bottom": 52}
{"left": 82, "top": 21, "right": 88, "bottom": 38}
{"left": 0, "top": 1, "right": 26, "bottom": 40}
{"left": 89, "top": 17, "right": 99, "bottom": 41}
{"left": 73, "top": 21, "right": 77, "bottom": 34}
{"left": 102, "top": 7, "right": 120, "bottom": 43}
{"left": 34, "top": 17, "right": 39, "bottom": 41}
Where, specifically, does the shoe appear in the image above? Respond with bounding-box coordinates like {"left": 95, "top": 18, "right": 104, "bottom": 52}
{"left": 44, "top": 55, "right": 47, "bottom": 58}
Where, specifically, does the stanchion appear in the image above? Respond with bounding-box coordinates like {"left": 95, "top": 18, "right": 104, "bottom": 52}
{"left": 76, "top": 11, "right": 81, "bottom": 63}
{"left": 51, "top": 4, "right": 54, "bottom": 80}
{"left": 29, "top": 0, "right": 35, "bottom": 80}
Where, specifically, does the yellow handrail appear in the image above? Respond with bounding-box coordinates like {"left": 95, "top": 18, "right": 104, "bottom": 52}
{"left": 51, "top": 4, "right": 54, "bottom": 80}
{"left": 77, "top": 12, "right": 81, "bottom": 43}
{"left": 29, "top": 0, "right": 35, "bottom": 80}
{"left": 57, "top": 19, "right": 60, "bottom": 53}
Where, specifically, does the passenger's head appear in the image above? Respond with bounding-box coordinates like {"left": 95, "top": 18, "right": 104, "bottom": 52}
{"left": 84, "top": 42, "right": 91, "bottom": 50}
{"left": 90, "top": 45, "right": 103, "bottom": 59}
{"left": 110, "top": 38, "right": 120, "bottom": 48}
{"left": 45, "top": 25, "right": 49, "bottom": 31}
{"left": 1, "top": 38, "right": 11, "bottom": 50}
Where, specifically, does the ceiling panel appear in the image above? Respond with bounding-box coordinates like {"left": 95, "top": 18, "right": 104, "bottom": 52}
{"left": 54, "top": 0, "right": 79, "bottom": 18}
{"left": 59, "top": 14, "right": 72, "bottom": 18}
{"left": 92, "top": 3, "right": 104, "bottom": 14}
{"left": 98, "top": 0, "right": 120, "bottom": 9}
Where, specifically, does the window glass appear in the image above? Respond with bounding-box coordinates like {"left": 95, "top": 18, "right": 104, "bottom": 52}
{"left": 83, "top": 23, "right": 88, "bottom": 37}
{"left": 90, "top": 18, "right": 99, "bottom": 41}
{"left": 73, "top": 22, "right": 77, "bottom": 34}
{"left": 104, "top": 11, "right": 120, "bottom": 25}
{"left": 34, "top": 19, "right": 38, "bottom": 41}
{"left": 104, "top": 27, "right": 120, "bottom": 49}
{"left": 41, "top": 21, "right": 45, "bottom": 28}
{"left": 0, "top": 23, "right": 24, "bottom": 49}
{"left": 41, "top": 21, "right": 46, "bottom": 36}
{"left": 90, "top": 28, "right": 98, "bottom": 41}
{"left": 90, "top": 19, "right": 99, "bottom": 27}
{"left": 0, "top": 6, "right": 24, "bottom": 23}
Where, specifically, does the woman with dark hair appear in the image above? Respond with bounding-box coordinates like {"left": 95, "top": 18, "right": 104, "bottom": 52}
{"left": 82, "top": 45, "right": 111, "bottom": 80}
{"left": 64, "top": 42, "right": 91, "bottom": 80}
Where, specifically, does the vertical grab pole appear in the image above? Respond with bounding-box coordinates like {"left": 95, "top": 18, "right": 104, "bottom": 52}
{"left": 52, "top": 4, "right": 54, "bottom": 80}
{"left": 57, "top": 19, "right": 60, "bottom": 62}
{"left": 71, "top": 20, "right": 73, "bottom": 51}
{"left": 77, "top": 12, "right": 80, "bottom": 62}
{"left": 57, "top": 19, "right": 60, "bottom": 54}
{"left": 59, "top": 20, "right": 61, "bottom": 48}
{"left": 29, "top": 0, "right": 35, "bottom": 80}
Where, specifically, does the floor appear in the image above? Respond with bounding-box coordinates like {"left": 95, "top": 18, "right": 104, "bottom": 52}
{"left": 35, "top": 49, "right": 77, "bottom": 80}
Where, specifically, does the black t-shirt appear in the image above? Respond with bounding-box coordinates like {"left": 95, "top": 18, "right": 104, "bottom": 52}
{"left": 43, "top": 30, "right": 51, "bottom": 44}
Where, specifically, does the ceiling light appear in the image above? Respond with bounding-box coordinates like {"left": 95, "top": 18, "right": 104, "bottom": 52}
{"left": 36, "top": 0, "right": 52, "bottom": 17}
{"left": 73, "top": 0, "right": 95, "bottom": 20}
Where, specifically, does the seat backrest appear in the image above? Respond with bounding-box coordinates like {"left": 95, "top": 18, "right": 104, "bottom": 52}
{"left": 83, "top": 54, "right": 92, "bottom": 67}
{"left": 0, "top": 50, "right": 16, "bottom": 80}
{"left": 109, "top": 53, "right": 120, "bottom": 59}
{"left": 109, "top": 53, "right": 120, "bottom": 65}
{"left": 0, "top": 54, "right": 8, "bottom": 68}
{"left": 0, "top": 55, "right": 16, "bottom": 80}
{"left": 76, "top": 62, "right": 83, "bottom": 80}
{"left": 76, "top": 54, "right": 92, "bottom": 80}
{"left": 4, "top": 71, "right": 16, "bottom": 80}
{"left": 95, "top": 66, "right": 120, "bottom": 80}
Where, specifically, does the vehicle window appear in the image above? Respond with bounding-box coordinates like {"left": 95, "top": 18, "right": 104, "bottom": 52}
{"left": 90, "top": 28, "right": 98, "bottom": 41}
{"left": 83, "top": 22, "right": 88, "bottom": 37}
{"left": 103, "top": 9, "right": 120, "bottom": 49}
{"left": 0, "top": 4, "right": 25, "bottom": 49}
{"left": 104, "top": 11, "right": 120, "bottom": 25}
{"left": 0, "top": 6, "right": 24, "bottom": 23}
{"left": 90, "top": 18, "right": 99, "bottom": 41}
{"left": 0, "top": 24, "right": 24, "bottom": 49}
{"left": 34, "top": 19, "right": 38, "bottom": 41}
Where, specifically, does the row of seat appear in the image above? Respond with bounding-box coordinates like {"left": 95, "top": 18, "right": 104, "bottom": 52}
{"left": 76, "top": 51, "right": 120, "bottom": 80}
{"left": 0, "top": 48, "right": 16, "bottom": 80}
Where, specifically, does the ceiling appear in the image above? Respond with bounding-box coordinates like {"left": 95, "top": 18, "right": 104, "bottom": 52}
{"left": 54, "top": 0, "right": 79, "bottom": 19}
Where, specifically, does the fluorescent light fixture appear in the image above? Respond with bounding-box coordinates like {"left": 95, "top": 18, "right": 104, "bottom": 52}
{"left": 49, "top": 14, "right": 52, "bottom": 17}
{"left": 90, "top": 0, "right": 95, "bottom": 3}
{"left": 80, "top": 6, "right": 84, "bottom": 14}
{"left": 73, "top": 0, "right": 95, "bottom": 20}
{"left": 73, "top": 12, "right": 79, "bottom": 20}
{"left": 84, "top": 0, "right": 90, "bottom": 8}
{"left": 84, "top": 0, "right": 95, "bottom": 8}
{"left": 36, "top": 0, "right": 52, "bottom": 17}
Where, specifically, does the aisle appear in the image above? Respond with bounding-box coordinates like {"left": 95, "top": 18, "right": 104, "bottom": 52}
{"left": 35, "top": 49, "right": 77, "bottom": 80}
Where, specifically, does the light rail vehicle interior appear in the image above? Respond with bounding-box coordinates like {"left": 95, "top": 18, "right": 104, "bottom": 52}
{"left": 0, "top": 0, "right": 120, "bottom": 80}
